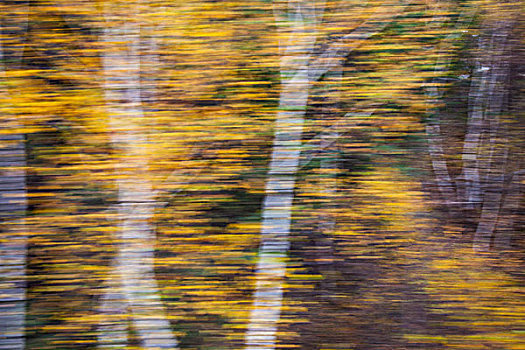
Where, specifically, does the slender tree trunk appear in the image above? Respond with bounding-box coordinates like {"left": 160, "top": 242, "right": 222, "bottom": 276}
{"left": 458, "top": 46, "right": 488, "bottom": 208}
{"left": 0, "top": 131, "right": 27, "bottom": 350}
{"left": 471, "top": 21, "right": 513, "bottom": 252}
{"left": 460, "top": 23, "right": 511, "bottom": 214}
{"left": 0, "top": 12, "right": 28, "bottom": 348}
{"left": 245, "top": 2, "right": 407, "bottom": 348}
{"left": 244, "top": 67, "right": 311, "bottom": 350}
{"left": 245, "top": 2, "right": 319, "bottom": 348}
{"left": 424, "top": 4, "right": 478, "bottom": 209}
{"left": 421, "top": 3, "right": 518, "bottom": 252}
{"left": 98, "top": 3, "right": 178, "bottom": 349}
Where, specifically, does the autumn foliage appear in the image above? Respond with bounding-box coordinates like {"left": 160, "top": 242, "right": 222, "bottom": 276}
{"left": 0, "top": 1, "right": 523, "bottom": 349}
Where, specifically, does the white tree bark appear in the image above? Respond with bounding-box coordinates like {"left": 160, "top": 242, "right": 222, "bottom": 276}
{"left": 458, "top": 42, "right": 489, "bottom": 208}
{"left": 460, "top": 25, "right": 511, "bottom": 213}
{"left": 0, "top": 131, "right": 27, "bottom": 350}
{"left": 245, "top": 2, "right": 407, "bottom": 348}
{"left": 471, "top": 24, "right": 513, "bottom": 252}
{"left": 419, "top": 3, "right": 518, "bottom": 252}
{"left": 244, "top": 53, "right": 312, "bottom": 350}
{"left": 423, "top": 4, "right": 478, "bottom": 207}
{"left": 98, "top": 3, "right": 178, "bottom": 349}
{"left": 244, "top": 2, "right": 318, "bottom": 348}
{"left": 0, "top": 10, "right": 28, "bottom": 348}
{"left": 422, "top": 3, "right": 518, "bottom": 252}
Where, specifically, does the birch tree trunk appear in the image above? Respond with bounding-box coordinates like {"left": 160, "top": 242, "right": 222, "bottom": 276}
{"left": 422, "top": 3, "right": 518, "bottom": 252}
{"left": 98, "top": 3, "right": 178, "bottom": 349}
{"left": 424, "top": 3, "right": 478, "bottom": 209}
{"left": 0, "top": 130, "right": 27, "bottom": 350}
{"left": 245, "top": 1, "right": 407, "bottom": 348}
{"left": 471, "top": 19, "right": 513, "bottom": 252}
{"left": 458, "top": 42, "right": 489, "bottom": 208}
{"left": 244, "top": 2, "right": 320, "bottom": 349}
{"left": 0, "top": 9, "right": 28, "bottom": 348}
{"left": 445, "top": 3, "right": 518, "bottom": 252}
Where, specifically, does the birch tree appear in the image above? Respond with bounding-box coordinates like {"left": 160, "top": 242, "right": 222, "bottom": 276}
{"left": 423, "top": 1, "right": 520, "bottom": 252}
{"left": 243, "top": 2, "right": 317, "bottom": 347}
{"left": 468, "top": 10, "right": 515, "bottom": 251}
{"left": 245, "top": 1, "right": 407, "bottom": 348}
{"left": 0, "top": 4, "right": 28, "bottom": 348}
{"left": 0, "top": 103, "right": 28, "bottom": 350}
{"left": 97, "top": 2, "right": 178, "bottom": 348}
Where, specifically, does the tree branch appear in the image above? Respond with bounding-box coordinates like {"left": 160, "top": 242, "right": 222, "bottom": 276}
{"left": 308, "top": 0, "right": 409, "bottom": 83}
{"left": 300, "top": 111, "right": 374, "bottom": 169}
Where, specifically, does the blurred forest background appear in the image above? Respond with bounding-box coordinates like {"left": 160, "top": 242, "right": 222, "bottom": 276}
{"left": 0, "top": 0, "right": 523, "bottom": 349}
